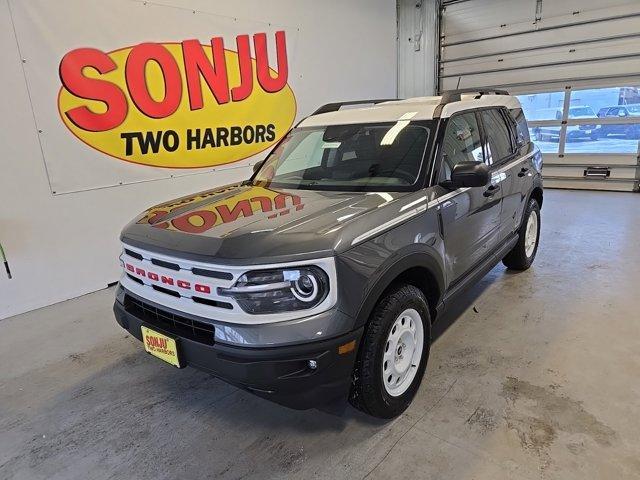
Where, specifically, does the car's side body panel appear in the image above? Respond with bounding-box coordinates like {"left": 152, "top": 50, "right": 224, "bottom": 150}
{"left": 337, "top": 206, "right": 446, "bottom": 327}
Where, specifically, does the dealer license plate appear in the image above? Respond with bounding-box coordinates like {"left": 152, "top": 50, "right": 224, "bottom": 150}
{"left": 141, "top": 326, "right": 181, "bottom": 368}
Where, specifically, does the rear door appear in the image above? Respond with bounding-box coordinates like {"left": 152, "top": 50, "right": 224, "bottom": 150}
{"left": 437, "top": 111, "right": 502, "bottom": 282}
{"left": 478, "top": 108, "right": 520, "bottom": 242}
{"left": 507, "top": 107, "right": 537, "bottom": 231}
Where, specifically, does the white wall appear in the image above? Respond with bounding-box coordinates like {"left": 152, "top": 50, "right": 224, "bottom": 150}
{"left": 0, "top": 0, "right": 397, "bottom": 319}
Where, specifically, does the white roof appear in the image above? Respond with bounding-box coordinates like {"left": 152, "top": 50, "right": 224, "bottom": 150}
{"left": 298, "top": 94, "right": 523, "bottom": 127}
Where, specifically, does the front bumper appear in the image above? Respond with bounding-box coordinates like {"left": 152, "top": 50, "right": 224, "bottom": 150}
{"left": 113, "top": 294, "right": 362, "bottom": 410}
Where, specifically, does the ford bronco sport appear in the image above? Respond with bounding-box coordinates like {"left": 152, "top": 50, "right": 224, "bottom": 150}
{"left": 113, "top": 89, "right": 543, "bottom": 418}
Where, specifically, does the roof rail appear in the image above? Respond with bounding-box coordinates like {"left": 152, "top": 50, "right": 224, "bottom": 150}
{"left": 310, "top": 99, "right": 398, "bottom": 116}
{"left": 433, "top": 88, "right": 510, "bottom": 118}
{"left": 441, "top": 88, "right": 510, "bottom": 97}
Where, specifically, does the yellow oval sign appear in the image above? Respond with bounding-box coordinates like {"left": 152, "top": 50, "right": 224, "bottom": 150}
{"left": 58, "top": 33, "right": 296, "bottom": 168}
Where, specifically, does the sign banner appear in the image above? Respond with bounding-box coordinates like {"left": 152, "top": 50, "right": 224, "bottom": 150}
{"left": 11, "top": 0, "right": 298, "bottom": 193}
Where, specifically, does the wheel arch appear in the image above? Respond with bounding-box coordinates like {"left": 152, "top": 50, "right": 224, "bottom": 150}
{"left": 354, "top": 251, "right": 444, "bottom": 328}
{"left": 530, "top": 186, "right": 543, "bottom": 209}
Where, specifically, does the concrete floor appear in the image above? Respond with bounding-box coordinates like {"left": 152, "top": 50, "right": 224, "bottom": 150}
{"left": 1, "top": 189, "right": 639, "bottom": 480}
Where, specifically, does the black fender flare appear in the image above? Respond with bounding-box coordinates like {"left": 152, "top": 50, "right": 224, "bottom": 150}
{"left": 354, "top": 246, "right": 445, "bottom": 329}
{"left": 518, "top": 179, "right": 543, "bottom": 229}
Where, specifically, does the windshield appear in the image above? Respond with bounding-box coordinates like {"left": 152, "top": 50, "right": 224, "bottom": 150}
{"left": 252, "top": 122, "right": 431, "bottom": 191}
{"left": 569, "top": 106, "right": 596, "bottom": 117}
{"left": 626, "top": 104, "right": 640, "bottom": 114}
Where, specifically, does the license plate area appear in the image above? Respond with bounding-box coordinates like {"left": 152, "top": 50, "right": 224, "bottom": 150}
{"left": 141, "top": 325, "right": 182, "bottom": 368}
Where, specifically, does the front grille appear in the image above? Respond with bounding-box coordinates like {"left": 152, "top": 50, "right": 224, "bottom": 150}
{"left": 191, "top": 267, "right": 233, "bottom": 280}
{"left": 151, "top": 258, "right": 180, "bottom": 270}
{"left": 124, "top": 248, "right": 143, "bottom": 260}
{"left": 124, "top": 294, "right": 215, "bottom": 346}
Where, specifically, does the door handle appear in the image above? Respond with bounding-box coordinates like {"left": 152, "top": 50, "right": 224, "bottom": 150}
{"left": 517, "top": 167, "right": 530, "bottom": 177}
{"left": 483, "top": 184, "right": 500, "bottom": 197}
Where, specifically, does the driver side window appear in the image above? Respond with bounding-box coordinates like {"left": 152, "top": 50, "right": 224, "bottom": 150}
{"left": 439, "top": 112, "right": 483, "bottom": 182}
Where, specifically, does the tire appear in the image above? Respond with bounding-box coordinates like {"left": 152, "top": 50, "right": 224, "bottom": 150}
{"left": 502, "top": 198, "right": 541, "bottom": 270}
{"left": 349, "top": 284, "right": 431, "bottom": 419}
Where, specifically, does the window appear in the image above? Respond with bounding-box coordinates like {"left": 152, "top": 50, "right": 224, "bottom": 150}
{"left": 516, "top": 91, "right": 566, "bottom": 154}
{"left": 518, "top": 85, "right": 640, "bottom": 154}
{"left": 509, "top": 108, "right": 530, "bottom": 145}
{"left": 439, "top": 112, "right": 483, "bottom": 181}
{"left": 570, "top": 86, "right": 640, "bottom": 119}
{"left": 603, "top": 107, "right": 628, "bottom": 118}
{"left": 481, "top": 109, "right": 513, "bottom": 165}
{"left": 529, "top": 126, "right": 561, "bottom": 154}
{"left": 567, "top": 106, "right": 596, "bottom": 118}
{"left": 254, "top": 122, "right": 432, "bottom": 191}
{"left": 563, "top": 86, "right": 640, "bottom": 153}
{"left": 516, "top": 91, "right": 566, "bottom": 121}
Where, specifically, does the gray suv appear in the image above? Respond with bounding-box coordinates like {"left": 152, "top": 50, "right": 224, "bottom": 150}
{"left": 113, "top": 89, "right": 543, "bottom": 418}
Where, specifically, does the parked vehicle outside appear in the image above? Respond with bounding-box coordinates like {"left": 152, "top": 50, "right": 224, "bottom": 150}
{"left": 532, "top": 105, "right": 598, "bottom": 142}
{"left": 113, "top": 90, "right": 543, "bottom": 418}
{"left": 597, "top": 104, "right": 640, "bottom": 139}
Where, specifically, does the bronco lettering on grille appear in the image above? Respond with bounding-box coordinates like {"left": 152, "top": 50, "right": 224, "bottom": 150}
{"left": 125, "top": 263, "right": 212, "bottom": 294}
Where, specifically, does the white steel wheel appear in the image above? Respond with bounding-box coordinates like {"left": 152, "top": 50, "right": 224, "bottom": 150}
{"left": 382, "top": 308, "right": 424, "bottom": 397}
{"left": 524, "top": 209, "right": 539, "bottom": 258}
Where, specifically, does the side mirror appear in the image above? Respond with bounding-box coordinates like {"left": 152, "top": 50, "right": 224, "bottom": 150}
{"left": 450, "top": 161, "right": 490, "bottom": 188}
{"left": 252, "top": 160, "right": 265, "bottom": 173}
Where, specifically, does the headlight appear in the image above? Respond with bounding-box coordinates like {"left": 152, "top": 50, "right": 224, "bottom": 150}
{"left": 219, "top": 266, "right": 329, "bottom": 314}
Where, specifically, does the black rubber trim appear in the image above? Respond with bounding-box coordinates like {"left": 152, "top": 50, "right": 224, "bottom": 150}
{"left": 124, "top": 248, "right": 143, "bottom": 260}
{"left": 354, "top": 247, "right": 445, "bottom": 328}
{"left": 151, "top": 258, "right": 180, "bottom": 271}
{"left": 191, "top": 267, "right": 233, "bottom": 280}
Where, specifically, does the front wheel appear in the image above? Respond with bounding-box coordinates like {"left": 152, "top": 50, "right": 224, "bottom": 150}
{"left": 350, "top": 285, "right": 431, "bottom": 418}
{"left": 502, "top": 198, "right": 541, "bottom": 270}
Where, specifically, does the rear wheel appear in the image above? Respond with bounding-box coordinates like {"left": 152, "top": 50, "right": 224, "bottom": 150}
{"left": 502, "top": 198, "right": 541, "bottom": 270}
{"left": 350, "top": 285, "right": 431, "bottom": 418}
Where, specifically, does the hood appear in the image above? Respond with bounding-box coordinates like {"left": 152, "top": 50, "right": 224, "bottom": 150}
{"left": 121, "top": 183, "right": 411, "bottom": 263}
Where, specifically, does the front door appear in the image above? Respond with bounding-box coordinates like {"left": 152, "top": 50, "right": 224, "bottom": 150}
{"left": 437, "top": 111, "right": 503, "bottom": 283}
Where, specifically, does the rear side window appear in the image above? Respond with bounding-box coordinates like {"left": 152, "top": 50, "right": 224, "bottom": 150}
{"left": 481, "top": 109, "right": 514, "bottom": 165}
{"left": 510, "top": 108, "right": 530, "bottom": 145}
{"left": 439, "top": 112, "right": 484, "bottom": 181}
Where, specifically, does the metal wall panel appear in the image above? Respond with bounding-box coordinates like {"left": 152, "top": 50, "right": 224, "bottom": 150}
{"left": 440, "top": 0, "right": 640, "bottom": 191}
{"left": 441, "top": 2, "right": 640, "bottom": 90}
{"left": 397, "top": 0, "right": 439, "bottom": 97}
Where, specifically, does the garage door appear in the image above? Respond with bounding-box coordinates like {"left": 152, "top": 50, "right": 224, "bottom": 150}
{"left": 439, "top": 0, "right": 640, "bottom": 191}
